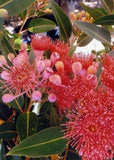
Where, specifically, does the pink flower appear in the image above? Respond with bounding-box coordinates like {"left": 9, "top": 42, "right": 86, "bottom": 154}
{"left": 0, "top": 52, "right": 37, "bottom": 99}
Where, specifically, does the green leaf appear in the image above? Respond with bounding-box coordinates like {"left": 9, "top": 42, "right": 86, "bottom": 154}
{"left": 0, "top": 102, "right": 13, "bottom": 121}
{"left": 74, "top": 21, "right": 111, "bottom": 46}
{"left": 4, "top": 0, "right": 35, "bottom": 16}
{"left": 80, "top": 3, "right": 107, "bottom": 19}
{"left": 12, "top": 156, "right": 23, "bottom": 160}
{"left": 100, "top": 0, "right": 113, "bottom": 14}
{"left": 7, "top": 96, "right": 24, "bottom": 112}
{"left": 0, "top": 142, "right": 7, "bottom": 160}
{"left": 0, "top": 33, "right": 17, "bottom": 57}
{"left": 17, "top": 112, "right": 38, "bottom": 141}
{"left": 0, "top": 122, "right": 17, "bottom": 140}
{"left": 50, "top": 106, "right": 60, "bottom": 126}
{"left": 77, "top": 33, "right": 93, "bottom": 47}
{"left": 94, "top": 14, "right": 114, "bottom": 26}
{"left": 68, "top": 45, "right": 77, "bottom": 57}
{"left": 50, "top": 0, "right": 72, "bottom": 42}
{"left": 28, "top": 18, "right": 56, "bottom": 33}
{"left": 7, "top": 127, "right": 67, "bottom": 157}
{"left": 0, "top": 0, "right": 12, "bottom": 7}
{"left": 0, "top": 18, "right": 4, "bottom": 31}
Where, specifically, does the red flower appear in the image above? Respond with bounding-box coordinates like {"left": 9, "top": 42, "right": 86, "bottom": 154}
{"left": 31, "top": 35, "right": 52, "bottom": 51}
{"left": 101, "top": 55, "right": 114, "bottom": 90}
{"left": 73, "top": 53, "right": 94, "bottom": 69}
{"left": 63, "top": 87, "right": 114, "bottom": 160}
{"left": 50, "top": 40, "right": 69, "bottom": 56}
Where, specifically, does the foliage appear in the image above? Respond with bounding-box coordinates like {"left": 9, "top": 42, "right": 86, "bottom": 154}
{"left": 0, "top": 0, "right": 114, "bottom": 160}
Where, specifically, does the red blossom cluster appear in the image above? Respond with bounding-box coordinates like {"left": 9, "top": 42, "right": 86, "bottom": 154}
{"left": 0, "top": 35, "right": 114, "bottom": 160}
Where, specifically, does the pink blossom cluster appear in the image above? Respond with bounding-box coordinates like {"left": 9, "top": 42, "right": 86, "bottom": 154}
{"left": 0, "top": 35, "right": 114, "bottom": 160}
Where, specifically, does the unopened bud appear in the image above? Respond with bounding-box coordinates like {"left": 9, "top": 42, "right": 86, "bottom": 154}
{"left": 49, "top": 74, "right": 62, "bottom": 86}
{"left": 86, "top": 74, "right": 97, "bottom": 88}
{"left": 8, "top": 53, "right": 15, "bottom": 62}
{"left": 44, "top": 59, "right": 51, "bottom": 67}
{"left": 50, "top": 52, "right": 60, "bottom": 65}
{"left": 0, "top": 55, "right": 7, "bottom": 66}
{"left": 21, "top": 43, "right": 27, "bottom": 50}
{"left": 48, "top": 93, "right": 57, "bottom": 102}
{"left": 1, "top": 71, "right": 11, "bottom": 80}
{"left": 55, "top": 61, "right": 64, "bottom": 72}
{"left": 32, "top": 91, "right": 42, "bottom": 101}
{"left": 36, "top": 60, "right": 45, "bottom": 72}
{"left": 72, "top": 62, "right": 82, "bottom": 74}
{"left": 0, "top": 9, "right": 8, "bottom": 18}
{"left": 2, "top": 94, "right": 15, "bottom": 103}
{"left": 43, "top": 67, "right": 53, "bottom": 79}
{"left": 87, "top": 65, "right": 97, "bottom": 74}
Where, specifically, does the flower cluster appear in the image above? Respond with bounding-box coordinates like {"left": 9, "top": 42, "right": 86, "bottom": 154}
{"left": 0, "top": 35, "right": 114, "bottom": 160}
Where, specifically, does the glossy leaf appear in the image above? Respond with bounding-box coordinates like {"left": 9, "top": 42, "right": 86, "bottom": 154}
{"left": 17, "top": 112, "right": 38, "bottom": 141}
{"left": 50, "top": 106, "right": 60, "bottom": 126}
{"left": 94, "top": 14, "right": 114, "bottom": 26}
{"left": 78, "top": 33, "right": 93, "bottom": 47}
{"left": 12, "top": 156, "right": 23, "bottom": 160}
{"left": 74, "top": 21, "right": 111, "bottom": 45}
{"left": 100, "top": 0, "right": 113, "bottom": 14}
{"left": 4, "top": 0, "right": 35, "bottom": 16}
{"left": 68, "top": 45, "right": 77, "bottom": 57}
{"left": 8, "top": 127, "right": 67, "bottom": 157}
{"left": 28, "top": 18, "right": 56, "bottom": 33}
{"left": 0, "top": 33, "right": 16, "bottom": 57}
{"left": 0, "top": 18, "right": 4, "bottom": 31}
{"left": 50, "top": 0, "right": 72, "bottom": 42}
{"left": 80, "top": 3, "right": 107, "bottom": 19}
{"left": 0, "top": 142, "right": 7, "bottom": 160}
{"left": 0, "top": 0, "right": 12, "bottom": 7}
{"left": 0, "top": 122, "right": 17, "bottom": 140}
{"left": 0, "top": 102, "right": 13, "bottom": 121}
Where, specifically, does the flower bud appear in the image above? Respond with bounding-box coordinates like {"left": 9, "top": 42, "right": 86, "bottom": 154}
{"left": 32, "top": 91, "right": 42, "bottom": 101}
{"left": 12, "top": 51, "right": 29, "bottom": 66}
{"left": 49, "top": 74, "right": 62, "bottom": 86}
{"left": 50, "top": 52, "right": 60, "bottom": 65}
{"left": 36, "top": 60, "right": 45, "bottom": 72}
{"left": 21, "top": 43, "right": 27, "bottom": 51}
{"left": 0, "top": 55, "right": 7, "bottom": 66}
{"left": 86, "top": 74, "right": 97, "bottom": 88}
{"left": 43, "top": 67, "right": 53, "bottom": 79}
{"left": 1, "top": 71, "right": 11, "bottom": 80}
{"left": 48, "top": 93, "right": 57, "bottom": 102}
{"left": 44, "top": 59, "right": 51, "bottom": 67}
{"left": 72, "top": 62, "right": 82, "bottom": 74}
{"left": 8, "top": 53, "right": 15, "bottom": 62}
{"left": 2, "top": 94, "right": 15, "bottom": 103}
{"left": 87, "top": 65, "right": 97, "bottom": 74}
{"left": 0, "top": 9, "right": 8, "bottom": 18}
{"left": 55, "top": 61, "right": 64, "bottom": 72}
